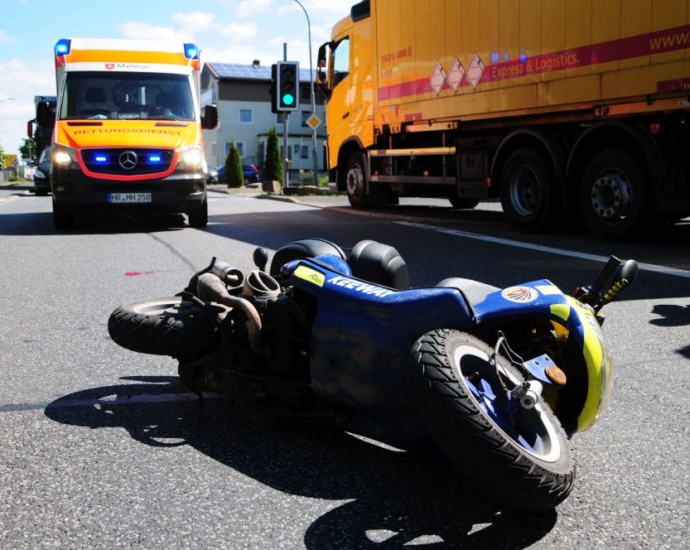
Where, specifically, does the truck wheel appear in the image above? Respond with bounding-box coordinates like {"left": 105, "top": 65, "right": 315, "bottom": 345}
{"left": 580, "top": 149, "right": 647, "bottom": 240}
{"left": 52, "top": 199, "right": 75, "bottom": 229}
{"left": 187, "top": 198, "right": 208, "bottom": 228}
{"left": 108, "top": 297, "right": 220, "bottom": 358}
{"left": 499, "top": 148, "right": 555, "bottom": 232}
{"left": 345, "top": 151, "right": 369, "bottom": 209}
{"left": 408, "top": 329, "right": 575, "bottom": 513}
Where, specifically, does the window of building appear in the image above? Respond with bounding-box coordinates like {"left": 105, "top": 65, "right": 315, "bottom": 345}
{"left": 239, "top": 109, "right": 253, "bottom": 124}
{"left": 226, "top": 142, "right": 245, "bottom": 158}
{"left": 301, "top": 145, "right": 309, "bottom": 159}
{"left": 301, "top": 111, "right": 311, "bottom": 127}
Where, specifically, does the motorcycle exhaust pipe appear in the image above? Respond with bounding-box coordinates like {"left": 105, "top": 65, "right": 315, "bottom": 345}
{"left": 197, "top": 272, "right": 262, "bottom": 351}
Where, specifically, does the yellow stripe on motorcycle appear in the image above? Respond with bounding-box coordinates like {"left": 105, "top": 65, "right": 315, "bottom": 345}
{"left": 566, "top": 297, "right": 608, "bottom": 432}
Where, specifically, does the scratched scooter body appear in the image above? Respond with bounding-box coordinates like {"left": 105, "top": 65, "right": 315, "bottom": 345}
{"left": 108, "top": 238, "right": 637, "bottom": 512}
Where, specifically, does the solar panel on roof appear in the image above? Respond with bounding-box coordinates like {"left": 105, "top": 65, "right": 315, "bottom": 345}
{"left": 207, "top": 62, "right": 314, "bottom": 81}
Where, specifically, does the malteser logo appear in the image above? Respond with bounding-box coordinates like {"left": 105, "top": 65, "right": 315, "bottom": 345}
{"left": 105, "top": 63, "right": 115, "bottom": 70}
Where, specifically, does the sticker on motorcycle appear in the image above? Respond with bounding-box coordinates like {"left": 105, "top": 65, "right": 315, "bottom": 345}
{"left": 328, "top": 275, "right": 395, "bottom": 297}
{"left": 295, "top": 265, "right": 325, "bottom": 287}
{"left": 501, "top": 286, "right": 539, "bottom": 303}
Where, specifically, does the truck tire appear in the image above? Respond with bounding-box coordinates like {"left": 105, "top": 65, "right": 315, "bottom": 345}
{"left": 345, "top": 151, "right": 369, "bottom": 208}
{"left": 108, "top": 296, "right": 220, "bottom": 358}
{"left": 448, "top": 197, "right": 480, "bottom": 209}
{"left": 580, "top": 149, "right": 647, "bottom": 240}
{"left": 499, "top": 148, "right": 555, "bottom": 232}
{"left": 408, "top": 329, "right": 575, "bottom": 513}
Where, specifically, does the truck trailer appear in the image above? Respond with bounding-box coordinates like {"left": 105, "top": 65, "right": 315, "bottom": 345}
{"left": 37, "top": 38, "right": 218, "bottom": 229}
{"left": 317, "top": 0, "right": 690, "bottom": 239}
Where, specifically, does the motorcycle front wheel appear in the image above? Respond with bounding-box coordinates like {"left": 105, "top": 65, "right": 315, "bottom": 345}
{"left": 108, "top": 297, "right": 220, "bottom": 358}
{"left": 408, "top": 329, "right": 575, "bottom": 513}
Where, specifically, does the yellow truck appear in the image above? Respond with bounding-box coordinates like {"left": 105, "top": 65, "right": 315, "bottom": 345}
{"left": 36, "top": 38, "right": 218, "bottom": 229}
{"left": 317, "top": 0, "right": 690, "bottom": 239}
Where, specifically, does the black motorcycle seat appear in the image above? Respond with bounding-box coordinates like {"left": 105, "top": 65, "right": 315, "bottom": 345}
{"left": 436, "top": 277, "right": 499, "bottom": 308}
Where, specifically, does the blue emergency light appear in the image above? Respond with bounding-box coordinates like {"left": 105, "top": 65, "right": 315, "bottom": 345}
{"left": 147, "top": 153, "right": 163, "bottom": 164}
{"left": 184, "top": 43, "right": 199, "bottom": 60}
{"left": 55, "top": 39, "right": 71, "bottom": 55}
{"left": 93, "top": 154, "right": 109, "bottom": 165}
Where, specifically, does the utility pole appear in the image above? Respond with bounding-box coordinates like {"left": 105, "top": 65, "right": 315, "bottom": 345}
{"left": 293, "top": 0, "right": 319, "bottom": 188}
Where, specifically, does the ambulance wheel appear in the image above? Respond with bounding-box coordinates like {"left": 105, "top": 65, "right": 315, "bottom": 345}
{"left": 52, "top": 199, "right": 75, "bottom": 229}
{"left": 188, "top": 198, "right": 208, "bottom": 228}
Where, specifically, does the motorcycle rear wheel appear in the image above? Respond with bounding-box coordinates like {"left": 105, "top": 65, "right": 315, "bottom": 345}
{"left": 108, "top": 297, "right": 220, "bottom": 358}
{"left": 408, "top": 328, "right": 575, "bottom": 513}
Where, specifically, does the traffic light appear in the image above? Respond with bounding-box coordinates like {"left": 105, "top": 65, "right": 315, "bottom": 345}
{"left": 277, "top": 61, "right": 300, "bottom": 112}
{"left": 270, "top": 64, "right": 278, "bottom": 114}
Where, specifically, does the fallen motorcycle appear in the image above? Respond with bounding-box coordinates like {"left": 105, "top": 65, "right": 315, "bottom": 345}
{"left": 108, "top": 238, "right": 637, "bottom": 512}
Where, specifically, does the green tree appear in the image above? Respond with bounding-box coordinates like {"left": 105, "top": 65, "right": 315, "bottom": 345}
{"left": 263, "top": 126, "right": 282, "bottom": 184}
{"left": 19, "top": 138, "right": 36, "bottom": 163}
{"left": 224, "top": 140, "right": 244, "bottom": 189}
{"left": 0, "top": 143, "right": 6, "bottom": 170}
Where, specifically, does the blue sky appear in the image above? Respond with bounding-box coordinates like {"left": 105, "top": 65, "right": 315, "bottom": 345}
{"left": 0, "top": 0, "right": 355, "bottom": 157}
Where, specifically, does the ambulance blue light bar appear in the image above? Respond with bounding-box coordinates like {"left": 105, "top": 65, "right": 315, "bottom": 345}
{"left": 184, "top": 43, "right": 199, "bottom": 60}
{"left": 55, "top": 39, "right": 71, "bottom": 56}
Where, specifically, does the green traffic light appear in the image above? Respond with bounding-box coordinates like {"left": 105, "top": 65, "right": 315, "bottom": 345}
{"left": 282, "top": 93, "right": 295, "bottom": 106}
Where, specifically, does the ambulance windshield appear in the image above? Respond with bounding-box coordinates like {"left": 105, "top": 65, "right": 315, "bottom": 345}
{"left": 59, "top": 72, "right": 194, "bottom": 121}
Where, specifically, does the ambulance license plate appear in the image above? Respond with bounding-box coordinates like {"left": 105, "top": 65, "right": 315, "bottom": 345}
{"left": 108, "top": 193, "right": 152, "bottom": 204}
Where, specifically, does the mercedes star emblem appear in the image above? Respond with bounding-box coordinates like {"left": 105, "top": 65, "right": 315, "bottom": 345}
{"left": 119, "top": 151, "right": 138, "bottom": 170}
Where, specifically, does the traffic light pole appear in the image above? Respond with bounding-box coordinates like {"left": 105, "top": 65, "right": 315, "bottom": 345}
{"left": 282, "top": 43, "right": 289, "bottom": 188}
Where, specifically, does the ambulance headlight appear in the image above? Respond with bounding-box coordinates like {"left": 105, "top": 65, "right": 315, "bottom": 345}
{"left": 52, "top": 145, "right": 77, "bottom": 166}
{"left": 179, "top": 145, "right": 203, "bottom": 169}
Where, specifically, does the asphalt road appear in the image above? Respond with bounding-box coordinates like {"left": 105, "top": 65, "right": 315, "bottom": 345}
{"left": 1, "top": 184, "right": 689, "bottom": 549}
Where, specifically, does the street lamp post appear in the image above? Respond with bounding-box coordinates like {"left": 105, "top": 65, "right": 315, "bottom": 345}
{"left": 293, "top": 0, "right": 319, "bottom": 188}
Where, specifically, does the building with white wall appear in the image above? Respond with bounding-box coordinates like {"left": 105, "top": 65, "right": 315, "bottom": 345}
{"left": 201, "top": 61, "right": 327, "bottom": 180}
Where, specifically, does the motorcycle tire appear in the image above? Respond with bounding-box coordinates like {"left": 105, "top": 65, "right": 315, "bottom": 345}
{"left": 408, "top": 328, "right": 575, "bottom": 513}
{"left": 108, "top": 296, "right": 220, "bottom": 358}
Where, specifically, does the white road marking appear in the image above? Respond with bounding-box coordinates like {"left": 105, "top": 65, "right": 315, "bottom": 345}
{"left": 398, "top": 221, "right": 690, "bottom": 279}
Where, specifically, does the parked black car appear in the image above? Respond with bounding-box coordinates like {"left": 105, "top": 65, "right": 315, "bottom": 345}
{"left": 216, "top": 164, "right": 261, "bottom": 185}
{"left": 33, "top": 148, "right": 51, "bottom": 196}
{"left": 206, "top": 166, "right": 218, "bottom": 184}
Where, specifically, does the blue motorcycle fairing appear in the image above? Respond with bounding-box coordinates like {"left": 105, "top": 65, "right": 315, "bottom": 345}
{"left": 471, "top": 279, "right": 570, "bottom": 322}
{"left": 282, "top": 259, "right": 589, "bottom": 450}
{"left": 285, "top": 257, "right": 475, "bottom": 450}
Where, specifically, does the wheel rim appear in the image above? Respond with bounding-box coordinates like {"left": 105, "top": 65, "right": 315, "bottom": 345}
{"left": 346, "top": 163, "right": 364, "bottom": 199}
{"left": 590, "top": 170, "right": 632, "bottom": 221}
{"left": 508, "top": 165, "right": 541, "bottom": 216}
{"left": 131, "top": 298, "right": 190, "bottom": 316}
{"left": 453, "top": 345, "right": 562, "bottom": 462}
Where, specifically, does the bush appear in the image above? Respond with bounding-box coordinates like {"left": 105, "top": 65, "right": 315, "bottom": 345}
{"left": 225, "top": 141, "right": 244, "bottom": 188}
{"left": 263, "top": 126, "right": 282, "bottom": 184}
